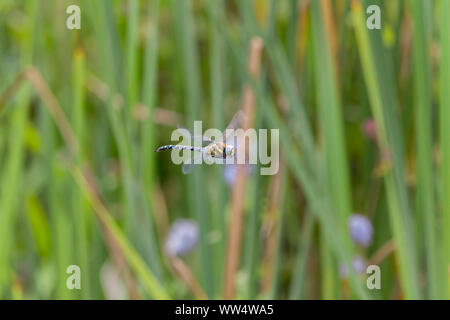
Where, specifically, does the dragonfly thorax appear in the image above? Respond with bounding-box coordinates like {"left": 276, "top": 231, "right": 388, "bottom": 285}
{"left": 206, "top": 142, "right": 235, "bottom": 159}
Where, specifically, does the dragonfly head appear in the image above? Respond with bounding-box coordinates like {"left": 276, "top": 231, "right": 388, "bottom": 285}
{"left": 224, "top": 144, "right": 236, "bottom": 158}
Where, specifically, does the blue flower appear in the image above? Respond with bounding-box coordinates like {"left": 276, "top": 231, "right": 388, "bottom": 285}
{"left": 339, "top": 256, "right": 366, "bottom": 279}
{"left": 164, "top": 219, "right": 199, "bottom": 256}
{"left": 348, "top": 213, "right": 373, "bottom": 247}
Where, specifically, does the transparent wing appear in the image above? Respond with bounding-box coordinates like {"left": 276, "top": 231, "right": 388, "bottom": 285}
{"left": 182, "top": 151, "right": 204, "bottom": 175}
{"left": 182, "top": 162, "right": 195, "bottom": 175}
{"left": 175, "top": 126, "right": 214, "bottom": 146}
{"left": 223, "top": 110, "right": 248, "bottom": 141}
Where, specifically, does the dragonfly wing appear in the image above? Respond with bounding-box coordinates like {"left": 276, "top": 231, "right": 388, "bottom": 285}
{"left": 182, "top": 162, "right": 195, "bottom": 175}
{"left": 175, "top": 126, "right": 213, "bottom": 145}
{"left": 223, "top": 110, "right": 248, "bottom": 140}
{"left": 182, "top": 151, "right": 204, "bottom": 175}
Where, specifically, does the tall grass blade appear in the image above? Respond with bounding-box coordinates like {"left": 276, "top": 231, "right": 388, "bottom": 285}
{"left": 71, "top": 48, "right": 90, "bottom": 298}
{"left": 171, "top": 0, "right": 214, "bottom": 297}
{"left": 408, "top": 0, "right": 439, "bottom": 299}
{"left": 351, "top": 0, "right": 421, "bottom": 299}
{"left": 0, "top": 0, "right": 36, "bottom": 297}
{"left": 439, "top": 0, "right": 450, "bottom": 299}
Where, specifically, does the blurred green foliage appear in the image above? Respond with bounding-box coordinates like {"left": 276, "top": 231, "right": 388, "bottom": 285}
{"left": 0, "top": 0, "right": 448, "bottom": 300}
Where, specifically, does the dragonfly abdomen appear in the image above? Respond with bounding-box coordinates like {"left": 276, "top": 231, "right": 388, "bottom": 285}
{"left": 155, "top": 145, "right": 203, "bottom": 153}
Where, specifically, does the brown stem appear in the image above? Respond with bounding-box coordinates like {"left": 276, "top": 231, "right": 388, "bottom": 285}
{"left": 0, "top": 68, "right": 28, "bottom": 109}
{"left": 223, "top": 37, "right": 263, "bottom": 300}
{"left": 368, "top": 239, "right": 396, "bottom": 266}
{"left": 26, "top": 67, "right": 79, "bottom": 155}
{"left": 259, "top": 162, "right": 284, "bottom": 294}
{"left": 169, "top": 256, "right": 208, "bottom": 300}
{"left": 320, "top": 0, "right": 339, "bottom": 73}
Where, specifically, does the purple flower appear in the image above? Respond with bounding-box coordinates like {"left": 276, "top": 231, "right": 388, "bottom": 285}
{"left": 362, "top": 118, "right": 377, "bottom": 141}
{"left": 348, "top": 213, "right": 373, "bottom": 247}
{"left": 339, "top": 256, "right": 366, "bottom": 279}
{"left": 164, "top": 219, "right": 199, "bottom": 256}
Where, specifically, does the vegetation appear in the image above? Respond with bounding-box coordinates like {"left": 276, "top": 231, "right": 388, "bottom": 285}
{"left": 0, "top": 0, "right": 448, "bottom": 299}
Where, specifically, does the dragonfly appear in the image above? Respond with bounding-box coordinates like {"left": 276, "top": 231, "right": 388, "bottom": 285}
{"left": 155, "top": 111, "right": 246, "bottom": 174}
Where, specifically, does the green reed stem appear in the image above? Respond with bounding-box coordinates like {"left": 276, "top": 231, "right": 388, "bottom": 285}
{"left": 125, "top": 0, "right": 139, "bottom": 113}
{"left": 86, "top": 0, "right": 163, "bottom": 288}
{"left": 352, "top": 0, "right": 421, "bottom": 299}
{"left": 409, "top": 0, "right": 439, "bottom": 299}
{"left": 288, "top": 213, "right": 314, "bottom": 299}
{"left": 206, "top": 0, "right": 227, "bottom": 298}
{"left": 172, "top": 0, "right": 214, "bottom": 297}
{"left": 0, "top": 0, "right": 36, "bottom": 297}
{"left": 439, "top": 0, "right": 450, "bottom": 299}
{"left": 141, "top": 0, "right": 159, "bottom": 195}
{"left": 311, "top": 1, "right": 356, "bottom": 298}
{"left": 71, "top": 49, "right": 90, "bottom": 298}
{"left": 139, "top": 0, "right": 165, "bottom": 283}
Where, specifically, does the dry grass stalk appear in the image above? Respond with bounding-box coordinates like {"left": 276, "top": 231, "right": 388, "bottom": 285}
{"left": 169, "top": 256, "right": 208, "bottom": 300}
{"left": 223, "top": 36, "right": 263, "bottom": 299}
